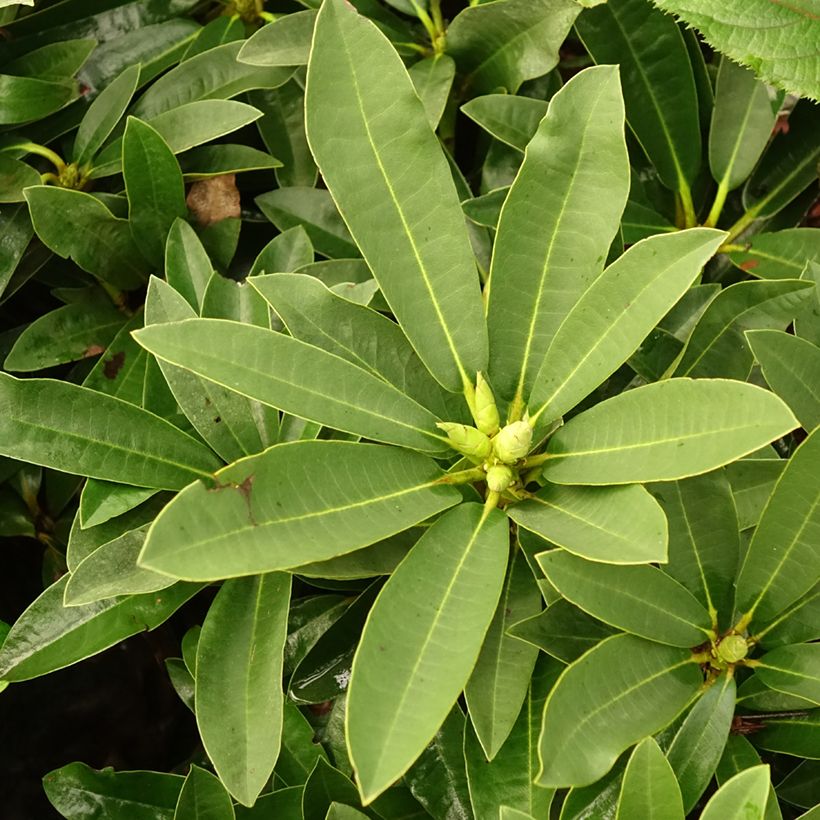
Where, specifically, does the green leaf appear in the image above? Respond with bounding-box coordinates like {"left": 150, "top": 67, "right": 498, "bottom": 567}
{"left": 747, "top": 330, "right": 820, "bottom": 432}
{"left": 649, "top": 470, "right": 740, "bottom": 628}
{"left": 277, "top": 702, "right": 329, "bottom": 786}
{"left": 708, "top": 58, "right": 777, "bottom": 194}
{"left": 347, "top": 503, "right": 509, "bottom": 802}
{"left": 0, "top": 155, "right": 41, "bottom": 203}
{"left": 487, "top": 65, "right": 628, "bottom": 404}
{"left": 755, "top": 585, "right": 820, "bottom": 650}
{"left": 0, "top": 74, "right": 78, "bottom": 125}
{"left": 727, "top": 229, "right": 820, "bottom": 281}
{"left": 305, "top": 0, "right": 488, "bottom": 391}
{"left": 123, "top": 117, "right": 187, "bottom": 268}
{"left": 174, "top": 765, "right": 235, "bottom": 820}
{"left": 446, "top": 0, "right": 580, "bottom": 96}
{"left": 716, "top": 737, "right": 782, "bottom": 820}
{"left": 460, "top": 95, "right": 548, "bottom": 152}
{"left": 165, "top": 218, "right": 213, "bottom": 312}
{"left": 735, "top": 427, "right": 820, "bottom": 628}
{"left": 0, "top": 575, "right": 201, "bottom": 681}
{"left": 74, "top": 63, "right": 140, "bottom": 166}
{"left": 650, "top": 0, "right": 820, "bottom": 101}
{"left": 24, "top": 186, "right": 150, "bottom": 289}
{"left": 139, "top": 441, "right": 459, "bottom": 580}
{"left": 755, "top": 644, "right": 820, "bottom": 706}
{"left": 667, "top": 674, "right": 736, "bottom": 812}
{"left": 465, "top": 549, "right": 541, "bottom": 759}
{"left": 196, "top": 573, "right": 290, "bottom": 806}
{"left": 538, "top": 634, "right": 702, "bottom": 787}
{"left": 621, "top": 200, "right": 677, "bottom": 245}
{"left": 43, "top": 763, "right": 183, "bottom": 820}
{"left": 250, "top": 227, "right": 313, "bottom": 276}
{"left": 234, "top": 787, "right": 304, "bottom": 818}
{"left": 538, "top": 551, "right": 712, "bottom": 646}
{"left": 303, "top": 758, "right": 362, "bottom": 820}
{"left": 4, "top": 290, "right": 126, "bottom": 372}
{"left": 464, "top": 655, "right": 560, "bottom": 818}
{"left": 674, "top": 279, "right": 812, "bottom": 379}
{"left": 238, "top": 10, "right": 317, "bottom": 67}
{"left": 0, "top": 374, "right": 220, "bottom": 490}
{"left": 726, "top": 458, "right": 785, "bottom": 532}
{"left": 4, "top": 38, "right": 95, "bottom": 78}
{"left": 179, "top": 144, "right": 281, "bottom": 179}
{"left": 576, "top": 0, "right": 701, "bottom": 195}
{"left": 509, "top": 483, "right": 667, "bottom": 564}
{"left": 134, "top": 319, "right": 447, "bottom": 454}
{"left": 408, "top": 54, "right": 455, "bottom": 130}
{"left": 326, "top": 804, "right": 369, "bottom": 820}
{"left": 528, "top": 228, "right": 725, "bottom": 423}
{"left": 797, "top": 261, "right": 820, "bottom": 348}
{"left": 256, "top": 187, "right": 358, "bottom": 259}
{"left": 700, "top": 765, "right": 771, "bottom": 820}
{"left": 542, "top": 379, "right": 798, "bottom": 485}
{"left": 754, "top": 711, "right": 820, "bottom": 759}
{"left": 615, "top": 738, "right": 684, "bottom": 820}
{"left": 0, "top": 204, "right": 33, "bottom": 299}
{"left": 559, "top": 756, "right": 628, "bottom": 820}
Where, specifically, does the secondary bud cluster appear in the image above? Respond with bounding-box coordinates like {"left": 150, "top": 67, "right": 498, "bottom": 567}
{"left": 436, "top": 423, "right": 492, "bottom": 463}
{"left": 492, "top": 420, "right": 532, "bottom": 464}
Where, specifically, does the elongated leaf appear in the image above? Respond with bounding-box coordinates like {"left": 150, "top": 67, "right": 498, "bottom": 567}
{"left": 649, "top": 470, "right": 740, "bottom": 628}
{"left": 528, "top": 228, "right": 725, "bottom": 422}
{"left": 755, "top": 645, "right": 820, "bottom": 706}
{"left": 24, "top": 186, "right": 150, "bottom": 289}
{"left": 305, "top": 0, "right": 487, "bottom": 391}
{"left": 709, "top": 58, "right": 777, "bottom": 193}
{"left": 539, "top": 551, "right": 712, "bottom": 647}
{"left": 347, "top": 503, "right": 509, "bottom": 802}
{"left": 465, "top": 549, "right": 541, "bottom": 759}
{"left": 0, "top": 74, "right": 77, "bottom": 124}
{"left": 43, "top": 763, "right": 183, "bottom": 820}
{"left": 509, "top": 483, "right": 667, "bottom": 564}
{"left": 0, "top": 374, "right": 219, "bottom": 490}
{"left": 446, "top": 0, "right": 580, "bottom": 96}
{"left": 135, "top": 318, "right": 446, "bottom": 453}
{"left": 542, "top": 379, "right": 798, "bottom": 485}
{"left": 667, "top": 674, "right": 736, "bottom": 812}
{"left": 238, "top": 10, "right": 317, "bottom": 67}
{"left": 616, "top": 738, "right": 684, "bottom": 820}
{"left": 487, "top": 65, "right": 628, "bottom": 404}
{"left": 700, "top": 765, "right": 771, "bottom": 820}
{"left": 755, "top": 585, "right": 820, "bottom": 650}
{"left": 74, "top": 63, "right": 140, "bottom": 166}
{"left": 0, "top": 576, "right": 201, "bottom": 681}
{"left": 179, "top": 144, "right": 280, "bottom": 179}
{"left": 727, "top": 229, "right": 820, "bottom": 281}
{"left": 747, "top": 330, "right": 820, "bottom": 432}
{"left": 250, "top": 226, "right": 313, "bottom": 276}
{"left": 326, "top": 804, "right": 368, "bottom": 820}
{"left": 0, "top": 204, "right": 33, "bottom": 298}
{"left": 576, "top": 0, "right": 700, "bottom": 194}
{"left": 727, "top": 458, "right": 785, "bottom": 532}
{"left": 559, "top": 756, "right": 628, "bottom": 820}
{"left": 302, "top": 758, "right": 361, "bottom": 820}
{"left": 461, "top": 95, "right": 548, "bottom": 153}
{"left": 716, "top": 737, "right": 782, "bottom": 820}
{"left": 165, "top": 218, "right": 212, "bottom": 312}
{"left": 538, "top": 634, "right": 702, "bottom": 787}
{"left": 139, "top": 441, "right": 459, "bottom": 580}
{"left": 0, "top": 155, "right": 41, "bottom": 203}
{"left": 174, "top": 765, "right": 235, "bottom": 820}
{"left": 196, "top": 573, "right": 290, "bottom": 806}
{"left": 408, "top": 54, "right": 455, "bottom": 130}
{"left": 735, "top": 427, "right": 820, "bottom": 627}
{"left": 4, "top": 38, "right": 95, "bottom": 77}
{"left": 651, "top": 0, "right": 820, "bottom": 101}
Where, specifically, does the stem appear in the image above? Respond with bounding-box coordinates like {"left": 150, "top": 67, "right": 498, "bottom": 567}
{"left": 462, "top": 374, "right": 478, "bottom": 426}
{"left": 409, "top": 0, "right": 437, "bottom": 46}
{"left": 17, "top": 142, "right": 66, "bottom": 172}
{"left": 435, "top": 467, "right": 485, "bottom": 485}
{"left": 521, "top": 452, "right": 556, "bottom": 469}
{"left": 704, "top": 180, "right": 729, "bottom": 228}
{"left": 724, "top": 207, "right": 760, "bottom": 245}
{"left": 483, "top": 490, "right": 500, "bottom": 515}
{"left": 429, "top": 0, "right": 446, "bottom": 53}
{"left": 678, "top": 180, "right": 697, "bottom": 229}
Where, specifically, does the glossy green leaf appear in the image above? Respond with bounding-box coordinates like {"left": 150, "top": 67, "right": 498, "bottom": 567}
{"left": 775, "top": 760, "right": 820, "bottom": 810}
{"left": 167, "top": 657, "right": 195, "bottom": 713}
{"left": 74, "top": 63, "right": 140, "bottom": 166}
{"left": 651, "top": 0, "right": 820, "bottom": 101}
{"left": 24, "top": 186, "right": 150, "bottom": 289}
{"left": 326, "top": 804, "right": 369, "bottom": 820}
{"left": 755, "top": 585, "right": 820, "bottom": 650}
{"left": 727, "top": 229, "right": 820, "bottom": 281}
{"left": 174, "top": 765, "right": 235, "bottom": 820}
{"left": 135, "top": 319, "right": 446, "bottom": 453}
{"left": 667, "top": 674, "right": 736, "bottom": 812}
{"left": 277, "top": 702, "right": 330, "bottom": 786}
{"left": 238, "top": 11, "right": 317, "bottom": 67}
{"left": 735, "top": 427, "right": 820, "bottom": 627}
{"left": 0, "top": 74, "right": 78, "bottom": 124}
{"left": 0, "top": 575, "right": 201, "bottom": 681}
{"left": 796, "top": 260, "right": 820, "bottom": 347}
{"left": 753, "top": 712, "right": 820, "bottom": 759}
{"left": 303, "top": 758, "right": 362, "bottom": 820}
{"left": 755, "top": 645, "right": 820, "bottom": 706}
{"left": 576, "top": 0, "right": 700, "bottom": 194}
{"left": 615, "top": 738, "right": 684, "bottom": 820}
{"left": 250, "top": 227, "right": 313, "bottom": 276}
{"left": 179, "top": 144, "right": 280, "bottom": 179}
{"left": 487, "top": 65, "right": 628, "bottom": 404}
{"left": 737, "top": 674, "right": 816, "bottom": 713}
{"left": 543, "top": 379, "right": 798, "bottom": 485}
{"left": 528, "top": 228, "right": 725, "bottom": 423}
{"left": 5, "top": 291, "right": 126, "bottom": 372}
{"left": 305, "top": 0, "right": 487, "bottom": 391}
{"left": 0, "top": 374, "right": 220, "bottom": 490}
{"left": 446, "top": 0, "right": 580, "bottom": 96}
{"left": 509, "top": 483, "right": 667, "bottom": 564}
{"left": 408, "top": 54, "right": 455, "bottom": 130}
{"left": 347, "top": 503, "right": 509, "bottom": 802}
{"left": 700, "top": 765, "right": 771, "bottom": 820}
{"left": 460, "top": 95, "right": 548, "bottom": 152}
{"left": 0, "top": 155, "right": 41, "bottom": 203}
{"left": 465, "top": 549, "right": 541, "bottom": 759}
{"left": 716, "top": 736, "right": 782, "bottom": 820}
{"left": 538, "top": 634, "right": 701, "bottom": 787}
{"left": 621, "top": 200, "right": 676, "bottom": 245}
{"left": 747, "top": 330, "right": 820, "bottom": 432}
{"left": 234, "top": 787, "right": 304, "bottom": 818}
{"left": 165, "top": 218, "right": 212, "bottom": 312}
{"left": 139, "top": 441, "right": 458, "bottom": 580}
{"left": 196, "top": 573, "right": 290, "bottom": 806}
{"left": 43, "top": 762, "right": 183, "bottom": 820}
{"left": 726, "top": 458, "right": 785, "bottom": 532}
{"left": 0, "top": 204, "right": 33, "bottom": 298}
{"left": 539, "top": 550, "right": 712, "bottom": 647}
{"left": 4, "top": 38, "right": 95, "bottom": 78}
{"left": 559, "top": 756, "right": 628, "bottom": 820}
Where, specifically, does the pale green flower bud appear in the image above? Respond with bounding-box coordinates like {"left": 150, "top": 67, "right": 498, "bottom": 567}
{"left": 474, "top": 372, "right": 500, "bottom": 436}
{"left": 493, "top": 421, "right": 532, "bottom": 463}
{"left": 486, "top": 464, "right": 515, "bottom": 493}
{"left": 716, "top": 634, "right": 748, "bottom": 663}
{"left": 436, "top": 422, "right": 492, "bottom": 462}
